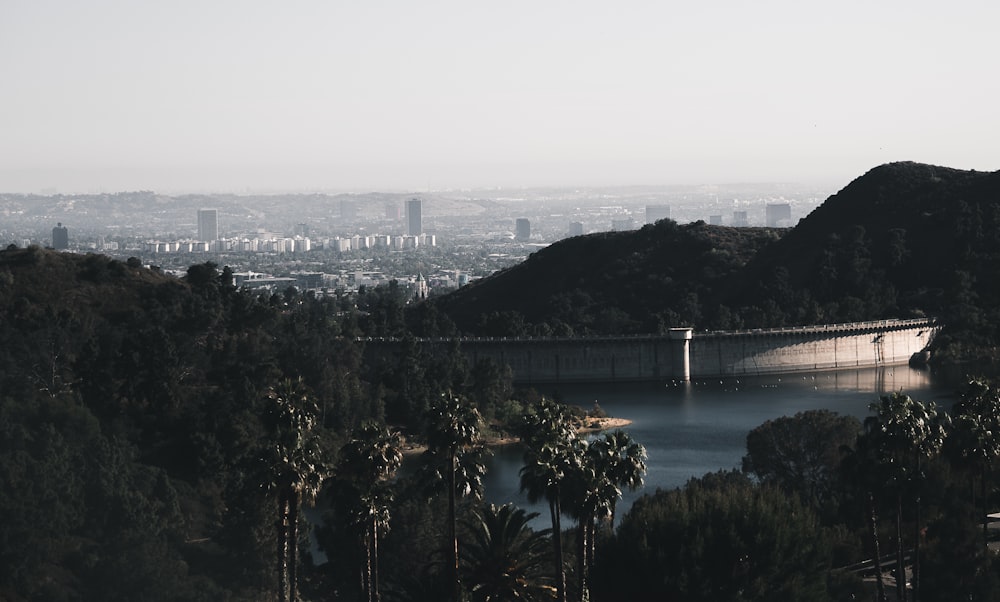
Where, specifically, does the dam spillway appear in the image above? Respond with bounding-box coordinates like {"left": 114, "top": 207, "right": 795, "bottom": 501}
{"left": 367, "top": 318, "right": 939, "bottom": 385}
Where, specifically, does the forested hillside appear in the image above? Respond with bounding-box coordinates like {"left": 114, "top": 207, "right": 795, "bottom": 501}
{"left": 427, "top": 162, "right": 1000, "bottom": 362}
{"left": 0, "top": 246, "right": 500, "bottom": 600}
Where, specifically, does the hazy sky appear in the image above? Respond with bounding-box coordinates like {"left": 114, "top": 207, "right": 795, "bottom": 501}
{"left": 2, "top": 0, "right": 998, "bottom": 193}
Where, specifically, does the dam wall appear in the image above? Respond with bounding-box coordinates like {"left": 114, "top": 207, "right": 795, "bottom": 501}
{"left": 688, "top": 320, "right": 937, "bottom": 378}
{"left": 365, "top": 319, "right": 939, "bottom": 385}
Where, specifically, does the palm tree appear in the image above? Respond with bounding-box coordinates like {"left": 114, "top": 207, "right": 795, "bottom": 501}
{"left": 569, "top": 430, "right": 646, "bottom": 601}
{"left": 460, "top": 503, "right": 554, "bottom": 602}
{"left": 865, "top": 392, "right": 948, "bottom": 602}
{"left": 336, "top": 423, "right": 404, "bottom": 602}
{"left": 425, "top": 391, "right": 486, "bottom": 602}
{"left": 264, "top": 378, "right": 329, "bottom": 602}
{"left": 949, "top": 379, "right": 1000, "bottom": 550}
{"left": 519, "top": 398, "right": 582, "bottom": 602}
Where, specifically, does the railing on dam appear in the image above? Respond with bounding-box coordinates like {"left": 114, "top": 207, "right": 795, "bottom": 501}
{"left": 363, "top": 318, "right": 941, "bottom": 384}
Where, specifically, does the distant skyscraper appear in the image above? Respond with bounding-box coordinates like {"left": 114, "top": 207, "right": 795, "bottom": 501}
{"left": 733, "top": 211, "right": 749, "bottom": 227}
{"left": 645, "top": 205, "right": 671, "bottom": 224}
{"left": 386, "top": 202, "right": 401, "bottom": 220}
{"left": 709, "top": 215, "right": 723, "bottom": 225}
{"left": 406, "top": 199, "right": 422, "bottom": 236}
{"left": 52, "top": 222, "right": 68, "bottom": 250}
{"left": 515, "top": 218, "right": 530, "bottom": 242}
{"left": 568, "top": 222, "right": 584, "bottom": 237}
{"left": 765, "top": 204, "right": 792, "bottom": 227}
{"left": 198, "top": 209, "right": 219, "bottom": 242}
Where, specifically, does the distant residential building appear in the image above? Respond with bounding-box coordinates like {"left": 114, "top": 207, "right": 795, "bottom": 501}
{"left": 645, "top": 205, "right": 671, "bottom": 224}
{"left": 406, "top": 198, "right": 422, "bottom": 236}
{"left": 197, "top": 209, "right": 219, "bottom": 242}
{"left": 733, "top": 211, "right": 749, "bottom": 227}
{"left": 515, "top": 218, "right": 531, "bottom": 242}
{"left": 766, "top": 204, "right": 792, "bottom": 227}
{"left": 52, "top": 222, "right": 68, "bottom": 249}
{"left": 568, "top": 222, "right": 584, "bottom": 237}
{"left": 233, "top": 272, "right": 297, "bottom": 291}
{"left": 709, "top": 215, "right": 723, "bottom": 225}
{"left": 414, "top": 273, "right": 428, "bottom": 300}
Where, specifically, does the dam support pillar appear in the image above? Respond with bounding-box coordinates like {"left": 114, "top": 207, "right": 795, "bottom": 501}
{"left": 669, "top": 328, "right": 693, "bottom": 381}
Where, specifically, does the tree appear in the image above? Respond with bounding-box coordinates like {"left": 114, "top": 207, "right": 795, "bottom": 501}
{"left": 742, "top": 410, "right": 861, "bottom": 519}
{"left": 460, "top": 503, "right": 554, "bottom": 602}
{"left": 592, "top": 471, "right": 831, "bottom": 601}
{"left": 335, "top": 423, "right": 404, "bottom": 602}
{"left": 568, "top": 430, "right": 646, "bottom": 601}
{"left": 948, "top": 378, "right": 1000, "bottom": 550}
{"left": 862, "top": 392, "right": 948, "bottom": 602}
{"left": 424, "top": 391, "right": 487, "bottom": 602}
{"left": 519, "top": 398, "right": 582, "bottom": 602}
{"left": 263, "top": 378, "right": 329, "bottom": 602}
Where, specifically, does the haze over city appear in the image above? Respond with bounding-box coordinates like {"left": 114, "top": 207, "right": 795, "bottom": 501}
{"left": 2, "top": 0, "right": 997, "bottom": 194}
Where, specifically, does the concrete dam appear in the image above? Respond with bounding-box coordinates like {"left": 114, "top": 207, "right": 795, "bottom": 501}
{"left": 377, "top": 318, "right": 939, "bottom": 385}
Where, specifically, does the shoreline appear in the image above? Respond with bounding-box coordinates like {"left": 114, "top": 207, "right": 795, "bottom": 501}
{"left": 401, "top": 416, "right": 634, "bottom": 457}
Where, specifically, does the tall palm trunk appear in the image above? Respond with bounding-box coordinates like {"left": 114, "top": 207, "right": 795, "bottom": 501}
{"left": 982, "top": 468, "right": 990, "bottom": 551}
{"left": 550, "top": 492, "right": 566, "bottom": 602}
{"left": 578, "top": 517, "right": 596, "bottom": 602}
{"left": 449, "top": 448, "right": 460, "bottom": 602}
{"left": 372, "top": 512, "right": 381, "bottom": 602}
{"left": 895, "top": 493, "right": 906, "bottom": 602}
{"left": 278, "top": 493, "right": 289, "bottom": 602}
{"left": 289, "top": 489, "right": 299, "bottom": 602}
{"left": 869, "top": 492, "right": 887, "bottom": 602}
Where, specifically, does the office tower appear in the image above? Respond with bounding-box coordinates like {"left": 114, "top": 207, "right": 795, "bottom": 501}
{"left": 198, "top": 209, "right": 219, "bottom": 242}
{"left": 515, "top": 218, "right": 530, "bottom": 242}
{"left": 386, "top": 202, "right": 401, "bottom": 220}
{"left": 765, "top": 204, "right": 792, "bottom": 227}
{"left": 709, "top": 215, "right": 723, "bottom": 225}
{"left": 295, "top": 223, "right": 309, "bottom": 237}
{"left": 52, "top": 222, "right": 69, "bottom": 250}
{"left": 733, "top": 211, "right": 749, "bottom": 227}
{"left": 568, "top": 222, "right": 584, "bottom": 237}
{"left": 406, "top": 199, "right": 422, "bottom": 236}
{"left": 645, "top": 205, "right": 671, "bottom": 224}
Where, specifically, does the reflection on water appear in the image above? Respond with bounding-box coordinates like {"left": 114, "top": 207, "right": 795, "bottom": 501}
{"left": 483, "top": 366, "right": 960, "bottom": 524}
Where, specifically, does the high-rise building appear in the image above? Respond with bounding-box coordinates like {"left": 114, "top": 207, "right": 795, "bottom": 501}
{"left": 709, "top": 215, "right": 723, "bottom": 225}
{"left": 568, "top": 222, "right": 584, "bottom": 237}
{"left": 765, "top": 204, "right": 792, "bottom": 227}
{"left": 406, "top": 199, "right": 422, "bottom": 236}
{"left": 515, "top": 218, "right": 530, "bottom": 242}
{"left": 732, "top": 211, "right": 749, "bottom": 227}
{"left": 645, "top": 205, "right": 671, "bottom": 224}
{"left": 198, "top": 209, "right": 219, "bottom": 242}
{"left": 52, "top": 222, "right": 68, "bottom": 250}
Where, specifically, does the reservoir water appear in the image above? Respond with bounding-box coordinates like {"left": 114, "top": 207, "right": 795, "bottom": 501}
{"left": 482, "top": 366, "right": 961, "bottom": 522}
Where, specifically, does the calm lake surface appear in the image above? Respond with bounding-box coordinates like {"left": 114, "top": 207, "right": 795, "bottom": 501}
{"left": 483, "top": 366, "right": 961, "bottom": 522}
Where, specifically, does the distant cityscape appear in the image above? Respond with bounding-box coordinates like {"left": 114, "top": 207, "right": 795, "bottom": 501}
{"left": 2, "top": 183, "right": 829, "bottom": 298}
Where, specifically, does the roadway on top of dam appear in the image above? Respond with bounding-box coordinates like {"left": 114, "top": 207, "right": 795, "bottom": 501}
{"left": 362, "top": 318, "right": 939, "bottom": 344}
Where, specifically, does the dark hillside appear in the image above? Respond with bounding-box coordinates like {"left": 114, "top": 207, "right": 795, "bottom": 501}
{"left": 429, "top": 219, "right": 783, "bottom": 335}
{"left": 0, "top": 246, "right": 375, "bottom": 600}
{"left": 718, "top": 162, "right": 1000, "bottom": 354}
{"left": 427, "top": 162, "right": 1000, "bottom": 359}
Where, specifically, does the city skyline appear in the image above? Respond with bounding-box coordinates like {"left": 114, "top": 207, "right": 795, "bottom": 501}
{"left": 2, "top": 1, "right": 998, "bottom": 194}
